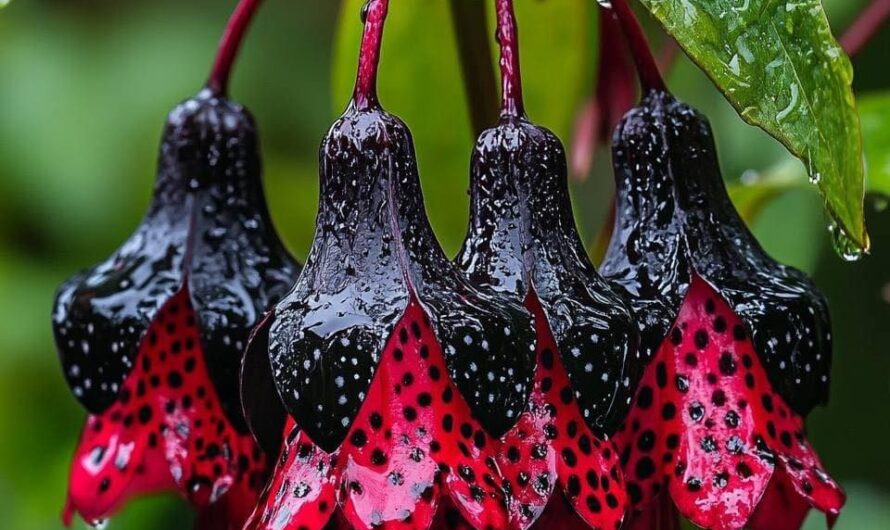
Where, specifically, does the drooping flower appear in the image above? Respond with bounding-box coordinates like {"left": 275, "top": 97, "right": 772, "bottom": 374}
{"left": 600, "top": 87, "right": 845, "bottom": 529}
{"left": 450, "top": 1, "right": 641, "bottom": 529}
{"left": 242, "top": 1, "right": 537, "bottom": 529}
{"left": 54, "top": 1, "right": 299, "bottom": 525}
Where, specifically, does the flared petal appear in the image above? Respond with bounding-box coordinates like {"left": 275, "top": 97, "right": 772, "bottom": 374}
{"left": 746, "top": 470, "right": 812, "bottom": 530}
{"left": 335, "top": 302, "right": 441, "bottom": 530}
{"left": 494, "top": 294, "right": 627, "bottom": 530}
{"left": 248, "top": 301, "right": 515, "bottom": 530}
{"left": 65, "top": 291, "right": 265, "bottom": 526}
{"left": 615, "top": 278, "right": 843, "bottom": 530}
{"left": 244, "top": 421, "right": 338, "bottom": 530}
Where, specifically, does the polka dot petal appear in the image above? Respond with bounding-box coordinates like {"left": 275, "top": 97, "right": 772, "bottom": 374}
{"left": 615, "top": 278, "right": 844, "bottom": 530}
{"left": 64, "top": 291, "right": 266, "bottom": 527}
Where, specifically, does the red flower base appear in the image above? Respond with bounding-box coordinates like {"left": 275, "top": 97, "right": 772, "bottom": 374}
{"left": 246, "top": 299, "right": 626, "bottom": 530}
{"left": 615, "top": 277, "right": 844, "bottom": 530}
{"left": 63, "top": 291, "right": 266, "bottom": 528}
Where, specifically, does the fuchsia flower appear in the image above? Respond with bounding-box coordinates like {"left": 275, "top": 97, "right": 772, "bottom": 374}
{"left": 599, "top": 5, "right": 845, "bottom": 527}
{"left": 454, "top": 0, "right": 642, "bottom": 528}
{"left": 53, "top": 1, "right": 299, "bottom": 526}
{"left": 242, "top": 1, "right": 539, "bottom": 528}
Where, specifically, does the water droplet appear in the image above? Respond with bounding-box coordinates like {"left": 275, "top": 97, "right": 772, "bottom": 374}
{"left": 808, "top": 171, "right": 821, "bottom": 184}
{"left": 828, "top": 222, "right": 864, "bottom": 262}
{"left": 360, "top": 1, "right": 371, "bottom": 22}
{"left": 596, "top": 0, "right": 613, "bottom": 7}
{"left": 88, "top": 519, "right": 108, "bottom": 529}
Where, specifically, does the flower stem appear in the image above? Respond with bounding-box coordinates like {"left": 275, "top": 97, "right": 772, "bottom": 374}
{"left": 840, "top": 0, "right": 890, "bottom": 57}
{"left": 610, "top": 0, "right": 666, "bottom": 94}
{"left": 206, "top": 0, "right": 266, "bottom": 97}
{"left": 353, "top": 0, "right": 390, "bottom": 110}
{"left": 450, "top": 0, "right": 499, "bottom": 134}
{"left": 495, "top": 0, "right": 526, "bottom": 118}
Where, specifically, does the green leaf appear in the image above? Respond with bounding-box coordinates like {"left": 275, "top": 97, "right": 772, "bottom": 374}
{"left": 331, "top": 0, "right": 592, "bottom": 254}
{"left": 858, "top": 92, "right": 890, "bottom": 197}
{"left": 637, "top": 0, "right": 867, "bottom": 250}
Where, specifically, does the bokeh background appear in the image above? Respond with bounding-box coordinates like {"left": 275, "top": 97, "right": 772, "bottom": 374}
{"left": 0, "top": 1, "right": 887, "bottom": 529}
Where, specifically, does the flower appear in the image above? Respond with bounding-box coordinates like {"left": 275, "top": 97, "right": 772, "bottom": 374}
{"left": 452, "top": 0, "right": 641, "bottom": 528}
{"left": 54, "top": 88, "right": 299, "bottom": 527}
{"left": 600, "top": 90, "right": 845, "bottom": 530}
{"left": 242, "top": 2, "right": 538, "bottom": 529}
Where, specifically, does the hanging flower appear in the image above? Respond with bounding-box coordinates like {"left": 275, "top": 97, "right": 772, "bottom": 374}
{"left": 54, "top": 1, "right": 299, "bottom": 525}
{"left": 452, "top": 0, "right": 640, "bottom": 528}
{"left": 243, "top": 1, "right": 537, "bottom": 529}
{"left": 600, "top": 87, "right": 845, "bottom": 530}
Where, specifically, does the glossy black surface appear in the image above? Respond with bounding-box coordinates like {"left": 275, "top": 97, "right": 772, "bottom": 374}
{"left": 241, "top": 310, "right": 287, "bottom": 457}
{"left": 601, "top": 90, "right": 832, "bottom": 416}
{"left": 268, "top": 104, "right": 536, "bottom": 451}
{"left": 456, "top": 115, "right": 641, "bottom": 437}
{"left": 53, "top": 89, "right": 300, "bottom": 427}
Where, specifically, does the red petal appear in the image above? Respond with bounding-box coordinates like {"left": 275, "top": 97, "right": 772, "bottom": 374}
{"left": 65, "top": 291, "right": 264, "bottom": 525}
{"left": 250, "top": 301, "right": 509, "bottom": 530}
{"left": 495, "top": 294, "right": 627, "bottom": 530}
{"left": 430, "top": 494, "right": 591, "bottom": 530}
{"left": 392, "top": 302, "right": 507, "bottom": 530}
{"left": 747, "top": 469, "right": 810, "bottom": 530}
{"left": 615, "top": 277, "right": 844, "bottom": 530}
{"left": 622, "top": 492, "right": 681, "bottom": 530}
{"left": 244, "top": 421, "right": 337, "bottom": 530}
{"left": 529, "top": 494, "right": 595, "bottom": 530}
{"left": 336, "top": 303, "right": 441, "bottom": 530}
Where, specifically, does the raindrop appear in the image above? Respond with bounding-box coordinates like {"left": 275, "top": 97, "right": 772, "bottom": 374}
{"left": 88, "top": 519, "right": 108, "bottom": 529}
{"left": 596, "top": 0, "right": 613, "bottom": 7}
{"left": 828, "top": 222, "right": 864, "bottom": 262}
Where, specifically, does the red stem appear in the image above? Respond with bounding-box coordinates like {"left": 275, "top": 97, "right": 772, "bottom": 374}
{"left": 353, "top": 0, "right": 390, "bottom": 110}
{"left": 495, "top": 0, "right": 526, "bottom": 118}
{"left": 610, "top": 0, "right": 666, "bottom": 94}
{"left": 206, "top": 0, "right": 265, "bottom": 96}
{"left": 840, "top": 0, "right": 890, "bottom": 57}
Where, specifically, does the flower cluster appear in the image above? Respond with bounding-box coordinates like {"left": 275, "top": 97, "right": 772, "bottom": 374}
{"left": 52, "top": 0, "right": 845, "bottom": 529}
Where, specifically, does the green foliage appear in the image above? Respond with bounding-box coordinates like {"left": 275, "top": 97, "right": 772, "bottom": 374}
{"left": 859, "top": 92, "right": 890, "bottom": 197}
{"left": 638, "top": 0, "right": 867, "bottom": 250}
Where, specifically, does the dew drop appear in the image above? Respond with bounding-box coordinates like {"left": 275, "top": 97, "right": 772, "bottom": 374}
{"left": 828, "top": 222, "right": 864, "bottom": 262}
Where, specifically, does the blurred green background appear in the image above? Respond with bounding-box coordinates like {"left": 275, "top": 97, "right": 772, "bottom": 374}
{"left": 0, "top": 1, "right": 887, "bottom": 529}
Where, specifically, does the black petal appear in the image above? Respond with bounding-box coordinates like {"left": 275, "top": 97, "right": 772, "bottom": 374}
{"left": 600, "top": 95, "right": 692, "bottom": 359}
{"left": 53, "top": 90, "right": 299, "bottom": 422}
{"left": 181, "top": 93, "right": 299, "bottom": 429}
{"left": 603, "top": 91, "right": 831, "bottom": 415}
{"left": 240, "top": 310, "right": 287, "bottom": 457}
{"left": 270, "top": 106, "right": 535, "bottom": 449}
{"left": 457, "top": 117, "right": 641, "bottom": 437}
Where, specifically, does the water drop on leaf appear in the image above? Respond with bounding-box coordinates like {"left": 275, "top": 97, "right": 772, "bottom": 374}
{"left": 828, "top": 222, "right": 864, "bottom": 262}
